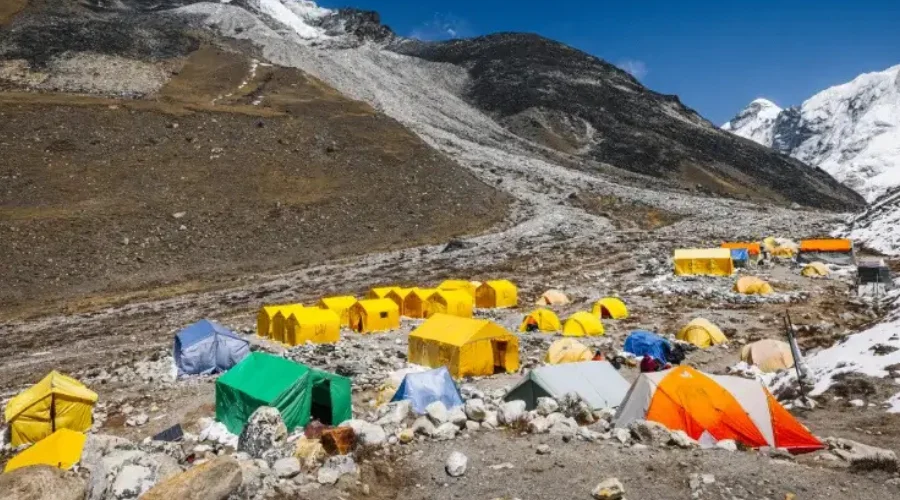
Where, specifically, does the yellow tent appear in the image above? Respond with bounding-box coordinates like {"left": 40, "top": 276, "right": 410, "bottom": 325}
{"left": 271, "top": 304, "right": 304, "bottom": 343}
{"left": 674, "top": 248, "right": 734, "bottom": 276}
{"left": 317, "top": 296, "right": 358, "bottom": 327}
{"left": 801, "top": 262, "right": 830, "bottom": 277}
{"left": 365, "top": 286, "right": 402, "bottom": 300}
{"left": 545, "top": 338, "right": 593, "bottom": 365}
{"left": 385, "top": 288, "right": 416, "bottom": 316}
{"left": 519, "top": 308, "right": 562, "bottom": 332}
{"left": 5, "top": 371, "right": 98, "bottom": 447}
{"left": 408, "top": 314, "right": 519, "bottom": 378}
{"left": 285, "top": 308, "right": 341, "bottom": 345}
{"left": 592, "top": 297, "right": 629, "bottom": 319}
{"left": 536, "top": 289, "right": 570, "bottom": 306}
{"left": 772, "top": 246, "right": 797, "bottom": 259}
{"left": 740, "top": 339, "right": 795, "bottom": 373}
{"left": 349, "top": 299, "right": 400, "bottom": 333}
{"left": 438, "top": 280, "right": 478, "bottom": 298}
{"left": 475, "top": 280, "right": 518, "bottom": 309}
{"left": 562, "top": 312, "right": 605, "bottom": 337}
{"left": 257, "top": 305, "right": 288, "bottom": 338}
{"left": 424, "top": 290, "right": 474, "bottom": 318}
{"left": 4, "top": 429, "right": 86, "bottom": 473}
{"left": 677, "top": 318, "right": 727, "bottom": 348}
{"left": 763, "top": 237, "right": 778, "bottom": 253}
{"left": 403, "top": 288, "right": 438, "bottom": 319}
{"left": 734, "top": 276, "right": 774, "bottom": 295}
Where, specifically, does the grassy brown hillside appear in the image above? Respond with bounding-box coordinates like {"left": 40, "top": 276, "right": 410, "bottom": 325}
{"left": 0, "top": 46, "right": 510, "bottom": 314}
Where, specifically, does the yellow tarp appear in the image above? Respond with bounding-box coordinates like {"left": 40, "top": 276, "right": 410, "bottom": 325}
{"left": 365, "top": 286, "right": 401, "bottom": 300}
{"left": 545, "top": 339, "right": 593, "bottom": 365}
{"left": 5, "top": 372, "right": 98, "bottom": 447}
{"left": 285, "top": 309, "right": 340, "bottom": 345}
{"left": 562, "top": 312, "right": 605, "bottom": 337}
{"left": 271, "top": 305, "right": 304, "bottom": 343}
{"left": 801, "top": 262, "right": 830, "bottom": 277}
{"left": 438, "top": 280, "right": 478, "bottom": 298}
{"left": 425, "top": 290, "right": 474, "bottom": 318}
{"left": 403, "top": 288, "right": 438, "bottom": 319}
{"left": 475, "top": 280, "right": 518, "bottom": 308}
{"left": 408, "top": 314, "right": 519, "bottom": 378}
{"left": 740, "top": 339, "right": 795, "bottom": 373}
{"left": 519, "top": 308, "right": 562, "bottom": 332}
{"left": 536, "top": 289, "right": 570, "bottom": 306}
{"left": 317, "top": 296, "right": 358, "bottom": 327}
{"left": 734, "top": 276, "right": 774, "bottom": 295}
{"left": 4, "top": 429, "right": 86, "bottom": 473}
{"left": 677, "top": 318, "right": 727, "bottom": 348}
{"left": 674, "top": 248, "right": 734, "bottom": 276}
{"left": 592, "top": 297, "right": 629, "bottom": 319}
{"left": 349, "top": 299, "right": 400, "bottom": 333}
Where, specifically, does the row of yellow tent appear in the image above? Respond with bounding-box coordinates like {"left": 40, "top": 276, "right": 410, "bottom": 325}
{"left": 518, "top": 297, "right": 629, "bottom": 336}
{"left": 676, "top": 238, "right": 851, "bottom": 277}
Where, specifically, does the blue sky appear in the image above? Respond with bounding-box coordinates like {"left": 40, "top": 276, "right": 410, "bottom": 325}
{"left": 317, "top": 0, "right": 900, "bottom": 124}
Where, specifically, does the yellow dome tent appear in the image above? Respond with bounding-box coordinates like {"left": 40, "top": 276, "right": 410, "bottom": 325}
{"left": 271, "top": 305, "right": 304, "bottom": 343}
{"left": 403, "top": 288, "right": 438, "bottom": 318}
{"left": 536, "top": 289, "right": 570, "bottom": 306}
{"left": 545, "top": 338, "right": 593, "bottom": 365}
{"left": 674, "top": 248, "right": 734, "bottom": 276}
{"left": 763, "top": 237, "right": 778, "bottom": 253}
{"left": 349, "top": 299, "right": 400, "bottom": 334}
{"left": 385, "top": 288, "right": 416, "bottom": 316}
{"left": 438, "top": 280, "right": 478, "bottom": 298}
{"left": 475, "top": 280, "right": 518, "bottom": 309}
{"left": 562, "top": 312, "right": 605, "bottom": 337}
{"left": 5, "top": 371, "right": 98, "bottom": 447}
{"left": 519, "top": 308, "right": 562, "bottom": 332}
{"left": 408, "top": 314, "right": 519, "bottom": 378}
{"left": 4, "top": 428, "right": 86, "bottom": 473}
{"left": 677, "top": 318, "right": 727, "bottom": 348}
{"left": 317, "top": 296, "right": 358, "bottom": 327}
{"left": 592, "top": 297, "right": 629, "bottom": 319}
{"left": 801, "top": 262, "right": 830, "bottom": 278}
{"left": 424, "top": 290, "right": 474, "bottom": 318}
{"left": 740, "top": 339, "right": 795, "bottom": 373}
{"left": 734, "top": 276, "right": 774, "bottom": 295}
{"left": 285, "top": 308, "right": 341, "bottom": 345}
{"left": 365, "top": 286, "right": 402, "bottom": 300}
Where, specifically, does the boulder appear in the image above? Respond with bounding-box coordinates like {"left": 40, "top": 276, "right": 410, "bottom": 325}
{"left": 87, "top": 448, "right": 181, "bottom": 500}
{"left": 237, "top": 407, "right": 287, "bottom": 459}
{"left": 536, "top": 444, "right": 551, "bottom": 455}
{"left": 0, "top": 465, "right": 87, "bottom": 500}
{"left": 612, "top": 428, "right": 630, "bottom": 445}
{"left": 317, "top": 456, "right": 358, "bottom": 485}
{"left": 482, "top": 411, "right": 499, "bottom": 430}
{"left": 536, "top": 397, "right": 559, "bottom": 417}
{"left": 294, "top": 438, "right": 326, "bottom": 470}
{"left": 465, "top": 421, "right": 481, "bottom": 432}
{"left": 398, "top": 429, "right": 415, "bottom": 444}
{"left": 139, "top": 457, "right": 242, "bottom": 500}
{"left": 715, "top": 440, "right": 737, "bottom": 452}
{"left": 412, "top": 416, "right": 436, "bottom": 437}
{"left": 549, "top": 417, "right": 578, "bottom": 439}
{"left": 464, "top": 399, "right": 487, "bottom": 422}
{"left": 273, "top": 457, "right": 301, "bottom": 479}
{"left": 527, "top": 416, "right": 550, "bottom": 434}
{"left": 591, "top": 478, "right": 625, "bottom": 500}
{"left": 425, "top": 401, "right": 449, "bottom": 426}
{"left": 433, "top": 422, "right": 459, "bottom": 441}
{"left": 827, "top": 437, "right": 898, "bottom": 472}
{"left": 448, "top": 407, "right": 468, "bottom": 428}
{"left": 358, "top": 423, "right": 387, "bottom": 447}
{"left": 232, "top": 458, "right": 276, "bottom": 500}
{"left": 445, "top": 451, "right": 468, "bottom": 477}
{"left": 577, "top": 427, "right": 604, "bottom": 443}
{"left": 628, "top": 420, "right": 672, "bottom": 446}
{"left": 669, "top": 430, "right": 699, "bottom": 449}
{"left": 320, "top": 428, "right": 355, "bottom": 455}
{"left": 498, "top": 400, "right": 526, "bottom": 426}
{"left": 376, "top": 401, "right": 411, "bottom": 427}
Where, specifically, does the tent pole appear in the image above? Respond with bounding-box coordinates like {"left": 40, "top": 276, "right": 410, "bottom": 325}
{"left": 784, "top": 311, "right": 807, "bottom": 400}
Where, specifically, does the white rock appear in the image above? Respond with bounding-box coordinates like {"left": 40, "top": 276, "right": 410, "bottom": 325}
{"left": 317, "top": 455, "right": 358, "bottom": 485}
{"left": 112, "top": 464, "right": 155, "bottom": 499}
{"left": 549, "top": 417, "right": 578, "bottom": 438}
{"left": 612, "top": 428, "right": 630, "bottom": 444}
{"left": 425, "top": 401, "right": 449, "bottom": 425}
{"left": 433, "top": 422, "right": 459, "bottom": 441}
{"left": 376, "top": 401, "right": 411, "bottom": 427}
{"left": 273, "top": 457, "right": 301, "bottom": 479}
{"left": 591, "top": 478, "right": 625, "bottom": 500}
{"left": 527, "top": 416, "right": 550, "bottom": 434}
{"left": 536, "top": 397, "right": 559, "bottom": 417}
{"left": 715, "top": 440, "right": 738, "bottom": 452}
{"left": 577, "top": 427, "right": 604, "bottom": 443}
{"left": 536, "top": 444, "right": 551, "bottom": 455}
{"left": 482, "top": 411, "right": 499, "bottom": 430}
{"left": 701, "top": 474, "right": 716, "bottom": 485}
{"left": 464, "top": 399, "right": 487, "bottom": 422}
{"left": 448, "top": 407, "right": 468, "bottom": 428}
{"left": 849, "top": 399, "right": 865, "bottom": 407}
{"left": 545, "top": 413, "right": 567, "bottom": 427}
{"left": 669, "top": 430, "right": 699, "bottom": 449}
{"left": 628, "top": 420, "right": 672, "bottom": 446}
{"left": 498, "top": 400, "right": 526, "bottom": 426}
{"left": 445, "top": 451, "right": 468, "bottom": 477}
{"left": 412, "top": 417, "right": 436, "bottom": 437}
{"left": 125, "top": 413, "right": 149, "bottom": 427}
{"left": 357, "top": 423, "right": 387, "bottom": 447}
{"left": 465, "top": 421, "right": 481, "bottom": 432}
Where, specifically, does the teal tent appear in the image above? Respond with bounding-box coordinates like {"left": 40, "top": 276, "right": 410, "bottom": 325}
{"left": 215, "top": 352, "right": 352, "bottom": 434}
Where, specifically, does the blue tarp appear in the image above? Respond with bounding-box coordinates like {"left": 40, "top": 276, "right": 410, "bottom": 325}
{"left": 730, "top": 249, "right": 750, "bottom": 263}
{"left": 624, "top": 331, "right": 671, "bottom": 364}
{"left": 390, "top": 367, "right": 463, "bottom": 414}
{"left": 174, "top": 319, "right": 251, "bottom": 377}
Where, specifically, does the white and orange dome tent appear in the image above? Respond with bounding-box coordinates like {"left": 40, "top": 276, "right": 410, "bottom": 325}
{"left": 615, "top": 366, "right": 823, "bottom": 453}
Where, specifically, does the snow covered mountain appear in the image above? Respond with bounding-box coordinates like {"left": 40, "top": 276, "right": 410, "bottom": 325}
{"left": 723, "top": 65, "right": 900, "bottom": 202}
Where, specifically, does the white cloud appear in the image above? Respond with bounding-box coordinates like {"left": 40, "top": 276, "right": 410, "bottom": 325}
{"left": 617, "top": 59, "right": 649, "bottom": 80}
{"left": 410, "top": 13, "right": 472, "bottom": 41}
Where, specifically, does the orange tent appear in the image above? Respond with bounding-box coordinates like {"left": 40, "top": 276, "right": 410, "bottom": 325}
{"left": 721, "top": 242, "right": 761, "bottom": 256}
{"left": 799, "top": 239, "right": 852, "bottom": 253}
{"left": 614, "top": 366, "right": 823, "bottom": 453}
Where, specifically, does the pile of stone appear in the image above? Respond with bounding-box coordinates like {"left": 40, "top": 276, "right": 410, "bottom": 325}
{"left": 631, "top": 275, "right": 809, "bottom": 305}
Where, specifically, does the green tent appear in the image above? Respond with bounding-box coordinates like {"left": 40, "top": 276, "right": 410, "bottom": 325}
{"left": 215, "top": 352, "right": 352, "bottom": 434}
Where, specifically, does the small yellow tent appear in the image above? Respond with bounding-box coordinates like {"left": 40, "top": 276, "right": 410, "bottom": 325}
{"left": 4, "top": 429, "right": 86, "bottom": 473}
{"left": 740, "top": 339, "right": 795, "bottom": 373}
{"left": 772, "top": 246, "right": 797, "bottom": 259}
{"left": 734, "top": 276, "right": 774, "bottom": 295}
{"left": 349, "top": 299, "right": 400, "bottom": 333}
{"left": 285, "top": 308, "right": 341, "bottom": 345}
{"left": 592, "top": 297, "right": 629, "bottom": 319}
{"left": 385, "top": 288, "right": 416, "bottom": 316}
{"left": 424, "top": 290, "right": 474, "bottom": 318}
{"left": 317, "top": 296, "right": 358, "bottom": 327}
{"left": 763, "top": 237, "right": 778, "bottom": 253}
{"left": 677, "top": 318, "right": 727, "bottom": 348}
{"left": 519, "top": 308, "right": 562, "bottom": 332}
{"left": 408, "top": 314, "right": 519, "bottom": 378}
{"left": 438, "top": 280, "right": 478, "bottom": 298}
{"left": 801, "top": 262, "right": 830, "bottom": 278}
{"left": 536, "top": 289, "right": 570, "bottom": 306}
{"left": 403, "top": 288, "right": 438, "bottom": 319}
{"left": 257, "top": 305, "right": 288, "bottom": 338}
{"left": 545, "top": 338, "right": 593, "bottom": 365}
{"left": 271, "top": 305, "right": 304, "bottom": 343}
{"left": 475, "top": 280, "right": 518, "bottom": 308}
{"left": 562, "top": 312, "right": 605, "bottom": 337}
{"left": 674, "top": 249, "right": 734, "bottom": 276}
{"left": 365, "top": 286, "right": 402, "bottom": 300}
{"left": 5, "top": 372, "right": 98, "bottom": 447}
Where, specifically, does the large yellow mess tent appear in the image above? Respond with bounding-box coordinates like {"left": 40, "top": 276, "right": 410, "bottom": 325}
{"left": 519, "top": 308, "right": 562, "bottom": 332}
{"left": 385, "top": 288, "right": 416, "bottom": 316}
{"left": 674, "top": 248, "right": 734, "bottom": 276}
{"left": 424, "top": 290, "right": 474, "bottom": 318}
{"left": 801, "top": 262, "right": 830, "bottom": 277}
{"left": 740, "top": 339, "right": 795, "bottom": 373}
{"left": 677, "top": 318, "right": 727, "bottom": 348}
{"left": 365, "top": 286, "right": 401, "bottom": 300}
{"left": 734, "top": 276, "right": 774, "bottom": 295}
{"left": 271, "top": 305, "right": 305, "bottom": 343}
{"left": 592, "top": 297, "right": 628, "bottom": 319}
{"left": 408, "top": 314, "right": 519, "bottom": 378}
{"left": 285, "top": 308, "right": 340, "bottom": 345}
{"left": 545, "top": 338, "right": 593, "bottom": 365}
{"left": 317, "top": 296, "right": 358, "bottom": 327}
{"left": 438, "top": 280, "right": 478, "bottom": 298}
{"left": 4, "top": 428, "right": 86, "bottom": 473}
{"left": 349, "top": 299, "right": 400, "bottom": 333}
{"left": 562, "top": 312, "right": 605, "bottom": 337}
{"left": 257, "top": 305, "right": 288, "bottom": 338}
{"left": 475, "top": 280, "right": 518, "bottom": 308}
{"left": 5, "top": 372, "right": 98, "bottom": 447}
{"left": 403, "top": 288, "right": 438, "bottom": 318}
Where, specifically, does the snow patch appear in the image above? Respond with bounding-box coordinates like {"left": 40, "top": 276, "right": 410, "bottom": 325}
{"left": 251, "top": 0, "right": 330, "bottom": 39}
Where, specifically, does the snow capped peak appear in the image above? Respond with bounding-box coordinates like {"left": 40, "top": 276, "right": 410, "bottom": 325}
{"left": 722, "top": 97, "right": 783, "bottom": 145}
{"left": 749, "top": 97, "right": 781, "bottom": 110}
{"left": 249, "top": 0, "right": 331, "bottom": 39}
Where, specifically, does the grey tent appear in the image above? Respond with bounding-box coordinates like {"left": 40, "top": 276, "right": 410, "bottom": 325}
{"left": 504, "top": 361, "right": 630, "bottom": 410}
{"left": 174, "top": 319, "right": 251, "bottom": 377}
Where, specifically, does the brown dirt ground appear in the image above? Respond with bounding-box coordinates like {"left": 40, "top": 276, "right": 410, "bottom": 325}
{"left": 0, "top": 0, "right": 28, "bottom": 26}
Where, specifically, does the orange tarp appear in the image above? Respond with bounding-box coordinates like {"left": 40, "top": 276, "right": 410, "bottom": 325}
{"left": 721, "top": 242, "right": 761, "bottom": 256}
{"left": 799, "top": 239, "right": 852, "bottom": 253}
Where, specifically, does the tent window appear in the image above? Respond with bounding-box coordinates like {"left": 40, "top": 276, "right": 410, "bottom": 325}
{"left": 379, "top": 311, "right": 388, "bottom": 319}
{"left": 310, "top": 379, "right": 334, "bottom": 425}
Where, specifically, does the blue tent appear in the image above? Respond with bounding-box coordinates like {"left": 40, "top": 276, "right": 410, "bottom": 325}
{"left": 730, "top": 248, "right": 750, "bottom": 266}
{"left": 624, "top": 331, "right": 671, "bottom": 364}
{"left": 390, "top": 367, "right": 463, "bottom": 414}
{"left": 174, "top": 320, "right": 251, "bottom": 377}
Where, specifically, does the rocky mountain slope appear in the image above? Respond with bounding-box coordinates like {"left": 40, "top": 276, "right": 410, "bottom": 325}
{"left": 723, "top": 64, "right": 900, "bottom": 202}
{"left": 837, "top": 185, "right": 900, "bottom": 255}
